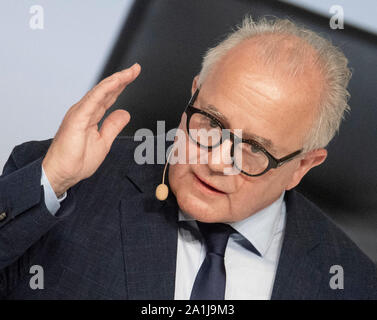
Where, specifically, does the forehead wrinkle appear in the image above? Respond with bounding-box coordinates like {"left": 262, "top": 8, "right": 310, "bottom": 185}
{"left": 241, "top": 73, "right": 282, "bottom": 102}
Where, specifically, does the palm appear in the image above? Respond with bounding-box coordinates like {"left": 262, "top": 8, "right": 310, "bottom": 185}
{"left": 42, "top": 64, "right": 141, "bottom": 194}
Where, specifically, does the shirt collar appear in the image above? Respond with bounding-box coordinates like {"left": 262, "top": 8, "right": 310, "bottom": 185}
{"left": 178, "top": 191, "right": 285, "bottom": 257}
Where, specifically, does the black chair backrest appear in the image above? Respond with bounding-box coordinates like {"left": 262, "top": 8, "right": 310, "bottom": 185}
{"left": 99, "top": 0, "right": 377, "bottom": 263}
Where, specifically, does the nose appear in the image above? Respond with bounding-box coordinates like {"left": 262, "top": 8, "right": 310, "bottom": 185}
{"left": 207, "top": 139, "right": 238, "bottom": 175}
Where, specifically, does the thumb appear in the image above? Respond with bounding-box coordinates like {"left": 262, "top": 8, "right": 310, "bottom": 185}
{"left": 99, "top": 109, "right": 130, "bottom": 149}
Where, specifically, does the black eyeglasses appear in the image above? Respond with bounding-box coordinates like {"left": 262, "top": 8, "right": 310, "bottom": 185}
{"left": 184, "top": 88, "right": 302, "bottom": 176}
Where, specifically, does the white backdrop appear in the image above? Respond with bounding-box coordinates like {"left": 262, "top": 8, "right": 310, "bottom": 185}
{"left": 0, "top": 0, "right": 133, "bottom": 169}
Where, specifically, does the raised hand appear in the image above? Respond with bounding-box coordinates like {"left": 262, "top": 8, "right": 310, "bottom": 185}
{"left": 42, "top": 63, "right": 141, "bottom": 196}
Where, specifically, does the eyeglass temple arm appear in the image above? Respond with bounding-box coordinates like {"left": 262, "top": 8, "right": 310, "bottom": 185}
{"left": 276, "top": 150, "right": 303, "bottom": 167}
{"left": 188, "top": 88, "right": 200, "bottom": 105}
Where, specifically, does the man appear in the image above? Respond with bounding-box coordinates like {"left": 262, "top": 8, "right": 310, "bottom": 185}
{"left": 0, "top": 17, "right": 376, "bottom": 299}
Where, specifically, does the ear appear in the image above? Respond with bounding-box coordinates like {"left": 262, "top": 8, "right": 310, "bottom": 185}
{"left": 286, "top": 148, "right": 328, "bottom": 190}
{"left": 191, "top": 75, "right": 200, "bottom": 96}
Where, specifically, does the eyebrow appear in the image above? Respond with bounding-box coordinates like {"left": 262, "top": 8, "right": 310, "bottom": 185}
{"left": 201, "top": 104, "right": 277, "bottom": 153}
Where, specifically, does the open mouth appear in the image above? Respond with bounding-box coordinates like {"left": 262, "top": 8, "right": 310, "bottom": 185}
{"left": 194, "top": 174, "right": 225, "bottom": 194}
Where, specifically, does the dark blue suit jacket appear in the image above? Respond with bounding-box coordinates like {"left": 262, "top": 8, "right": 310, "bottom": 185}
{"left": 0, "top": 136, "right": 376, "bottom": 299}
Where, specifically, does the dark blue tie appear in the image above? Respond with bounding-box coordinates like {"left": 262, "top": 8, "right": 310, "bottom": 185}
{"left": 190, "top": 221, "right": 236, "bottom": 300}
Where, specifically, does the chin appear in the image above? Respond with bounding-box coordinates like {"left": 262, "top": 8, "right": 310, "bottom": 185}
{"left": 174, "top": 190, "right": 224, "bottom": 222}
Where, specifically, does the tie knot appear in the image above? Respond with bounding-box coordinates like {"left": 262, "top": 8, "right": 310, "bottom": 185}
{"left": 196, "top": 221, "right": 235, "bottom": 257}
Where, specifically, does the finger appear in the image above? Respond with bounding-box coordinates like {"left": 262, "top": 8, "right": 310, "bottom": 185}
{"left": 79, "top": 63, "right": 141, "bottom": 118}
{"left": 104, "top": 63, "right": 141, "bottom": 100}
{"left": 88, "top": 63, "right": 141, "bottom": 114}
{"left": 99, "top": 109, "right": 131, "bottom": 150}
{"left": 101, "top": 63, "right": 141, "bottom": 105}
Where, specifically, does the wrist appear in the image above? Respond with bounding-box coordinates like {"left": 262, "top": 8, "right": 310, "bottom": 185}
{"left": 42, "top": 159, "right": 74, "bottom": 198}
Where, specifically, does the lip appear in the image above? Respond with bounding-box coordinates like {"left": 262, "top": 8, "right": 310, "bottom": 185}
{"left": 193, "top": 173, "right": 226, "bottom": 195}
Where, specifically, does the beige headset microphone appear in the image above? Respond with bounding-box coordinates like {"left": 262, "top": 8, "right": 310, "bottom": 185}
{"left": 156, "top": 88, "right": 198, "bottom": 201}
{"left": 155, "top": 143, "right": 176, "bottom": 201}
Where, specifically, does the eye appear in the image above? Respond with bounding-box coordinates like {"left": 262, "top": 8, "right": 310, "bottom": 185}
{"left": 209, "top": 119, "right": 218, "bottom": 128}
{"left": 251, "top": 144, "right": 261, "bottom": 153}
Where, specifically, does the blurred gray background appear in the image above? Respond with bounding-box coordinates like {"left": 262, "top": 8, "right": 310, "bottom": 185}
{"left": 0, "top": 0, "right": 133, "bottom": 168}
{"left": 0, "top": 0, "right": 376, "bottom": 168}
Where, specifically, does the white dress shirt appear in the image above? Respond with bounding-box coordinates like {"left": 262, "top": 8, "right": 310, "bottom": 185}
{"left": 41, "top": 165, "right": 66, "bottom": 214}
{"left": 174, "top": 192, "right": 286, "bottom": 300}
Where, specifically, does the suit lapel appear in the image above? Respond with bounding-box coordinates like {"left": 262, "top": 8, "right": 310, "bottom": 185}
{"left": 271, "top": 191, "right": 323, "bottom": 299}
{"left": 118, "top": 142, "right": 179, "bottom": 299}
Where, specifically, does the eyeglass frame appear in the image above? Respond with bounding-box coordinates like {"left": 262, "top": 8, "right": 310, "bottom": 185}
{"left": 184, "top": 88, "right": 303, "bottom": 177}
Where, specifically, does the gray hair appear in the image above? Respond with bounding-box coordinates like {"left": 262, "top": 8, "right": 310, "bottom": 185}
{"left": 198, "top": 16, "right": 352, "bottom": 152}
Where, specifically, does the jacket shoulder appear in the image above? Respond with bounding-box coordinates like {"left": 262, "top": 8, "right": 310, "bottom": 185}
{"left": 293, "top": 191, "right": 372, "bottom": 259}
{"left": 291, "top": 190, "right": 377, "bottom": 298}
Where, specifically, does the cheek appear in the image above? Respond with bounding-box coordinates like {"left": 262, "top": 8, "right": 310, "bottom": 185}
{"left": 273, "top": 160, "right": 299, "bottom": 187}
{"left": 169, "top": 163, "right": 187, "bottom": 193}
{"left": 226, "top": 173, "right": 285, "bottom": 217}
{"left": 169, "top": 162, "right": 196, "bottom": 200}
